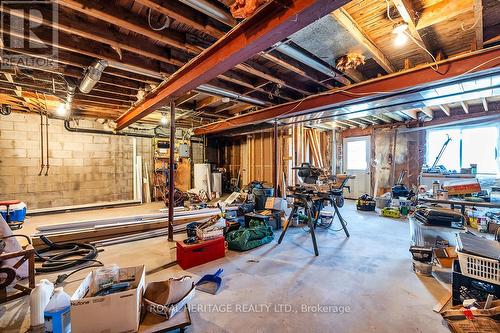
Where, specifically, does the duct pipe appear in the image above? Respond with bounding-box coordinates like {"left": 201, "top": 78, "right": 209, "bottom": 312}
{"left": 64, "top": 120, "right": 165, "bottom": 138}
{"left": 197, "top": 85, "right": 267, "bottom": 106}
{"left": 179, "top": 0, "right": 236, "bottom": 26}
{"left": 79, "top": 60, "right": 108, "bottom": 93}
{"left": 274, "top": 42, "right": 342, "bottom": 80}
{"left": 109, "top": 61, "right": 268, "bottom": 107}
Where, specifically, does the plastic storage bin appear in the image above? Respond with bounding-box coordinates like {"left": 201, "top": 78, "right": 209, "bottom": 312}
{"left": 0, "top": 202, "right": 27, "bottom": 222}
{"left": 176, "top": 236, "right": 225, "bottom": 270}
{"left": 457, "top": 250, "right": 500, "bottom": 284}
{"left": 452, "top": 260, "right": 500, "bottom": 306}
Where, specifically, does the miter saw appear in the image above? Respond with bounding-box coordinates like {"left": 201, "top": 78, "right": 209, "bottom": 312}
{"left": 278, "top": 163, "right": 352, "bottom": 256}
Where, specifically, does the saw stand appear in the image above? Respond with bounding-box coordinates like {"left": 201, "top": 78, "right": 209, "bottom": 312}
{"left": 278, "top": 191, "right": 349, "bottom": 256}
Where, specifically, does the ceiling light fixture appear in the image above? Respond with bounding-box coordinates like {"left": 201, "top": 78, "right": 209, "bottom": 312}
{"left": 160, "top": 113, "right": 168, "bottom": 125}
{"left": 221, "top": 97, "right": 230, "bottom": 103}
{"left": 56, "top": 103, "right": 68, "bottom": 116}
{"left": 393, "top": 23, "right": 408, "bottom": 47}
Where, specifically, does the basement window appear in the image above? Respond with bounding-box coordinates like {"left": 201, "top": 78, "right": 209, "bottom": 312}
{"left": 426, "top": 125, "right": 500, "bottom": 176}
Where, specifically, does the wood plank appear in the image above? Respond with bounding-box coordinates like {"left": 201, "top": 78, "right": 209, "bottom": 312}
{"left": 473, "top": 0, "right": 483, "bottom": 50}
{"left": 416, "top": 0, "right": 473, "bottom": 30}
{"left": 116, "top": 0, "right": 351, "bottom": 129}
{"left": 392, "top": 0, "right": 434, "bottom": 62}
{"left": 331, "top": 8, "right": 396, "bottom": 73}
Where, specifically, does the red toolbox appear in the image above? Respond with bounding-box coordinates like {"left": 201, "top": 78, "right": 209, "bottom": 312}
{"left": 176, "top": 236, "right": 225, "bottom": 270}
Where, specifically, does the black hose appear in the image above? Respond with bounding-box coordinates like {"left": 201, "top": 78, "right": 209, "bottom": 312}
{"left": 35, "top": 235, "right": 100, "bottom": 273}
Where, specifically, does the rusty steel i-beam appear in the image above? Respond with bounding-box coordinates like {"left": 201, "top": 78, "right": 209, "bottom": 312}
{"left": 115, "top": 0, "right": 350, "bottom": 130}
{"left": 194, "top": 47, "right": 500, "bottom": 135}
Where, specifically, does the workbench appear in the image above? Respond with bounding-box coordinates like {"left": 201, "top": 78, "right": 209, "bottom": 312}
{"left": 418, "top": 197, "right": 500, "bottom": 214}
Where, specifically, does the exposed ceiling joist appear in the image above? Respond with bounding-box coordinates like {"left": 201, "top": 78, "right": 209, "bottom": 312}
{"left": 473, "top": 0, "right": 483, "bottom": 50}
{"left": 385, "top": 112, "right": 405, "bottom": 122}
{"left": 54, "top": 0, "right": 201, "bottom": 54}
{"left": 482, "top": 97, "right": 489, "bottom": 111}
{"left": 331, "top": 8, "right": 396, "bottom": 73}
{"left": 416, "top": 0, "right": 473, "bottom": 30}
{"left": 372, "top": 114, "right": 393, "bottom": 123}
{"left": 401, "top": 109, "right": 418, "bottom": 119}
{"left": 392, "top": 0, "right": 434, "bottom": 62}
{"left": 419, "top": 107, "right": 434, "bottom": 118}
{"left": 460, "top": 101, "right": 469, "bottom": 113}
{"left": 439, "top": 104, "right": 451, "bottom": 116}
{"left": 194, "top": 47, "right": 500, "bottom": 135}
{"left": 116, "top": 0, "right": 351, "bottom": 130}
{"left": 133, "top": 0, "right": 224, "bottom": 38}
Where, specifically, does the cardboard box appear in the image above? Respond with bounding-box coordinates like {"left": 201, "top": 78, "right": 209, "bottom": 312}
{"left": 433, "top": 246, "right": 457, "bottom": 268}
{"left": 71, "top": 265, "right": 145, "bottom": 333}
{"left": 265, "top": 197, "right": 287, "bottom": 211}
{"left": 443, "top": 179, "right": 481, "bottom": 195}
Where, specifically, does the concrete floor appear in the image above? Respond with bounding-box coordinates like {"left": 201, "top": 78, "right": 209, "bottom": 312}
{"left": 1, "top": 201, "right": 452, "bottom": 332}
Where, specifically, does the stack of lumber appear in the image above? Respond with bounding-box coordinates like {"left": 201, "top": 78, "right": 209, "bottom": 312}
{"left": 32, "top": 207, "right": 236, "bottom": 248}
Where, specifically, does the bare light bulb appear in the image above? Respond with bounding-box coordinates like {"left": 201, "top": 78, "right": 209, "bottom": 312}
{"left": 393, "top": 23, "right": 409, "bottom": 47}
{"left": 56, "top": 103, "right": 68, "bottom": 116}
{"left": 160, "top": 114, "right": 168, "bottom": 125}
{"left": 394, "top": 32, "right": 408, "bottom": 46}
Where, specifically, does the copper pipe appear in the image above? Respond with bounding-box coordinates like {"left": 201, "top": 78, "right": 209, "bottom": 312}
{"left": 38, "top": 111, "right": 45, "bottom": 176}
{"left": 44, "top": 113, "right": 50, "bottom": 175}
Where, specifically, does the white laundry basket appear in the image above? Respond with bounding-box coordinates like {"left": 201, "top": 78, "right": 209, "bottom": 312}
{"left": 457, "top": 250, "right": 500, "bottom": 285}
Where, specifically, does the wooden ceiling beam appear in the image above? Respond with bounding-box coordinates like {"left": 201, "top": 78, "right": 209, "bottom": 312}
{"left": 392, "top": 0, "right": 434, "bottom": 62}
{"left": 0, "top": 4, "right": 182, "bottom": 67}
{"left": 175, "top": 91, "right": 199, "bottom": 107}
{"left": 482, "top": 97, "right": 489, "bottom": 111}
{"left": 439, "top": 105, "right": 451, "bottom": 116}
{"left": 194, "top": 48, "right": 500, "bottom": 135}
{"left": 473, "top": 0, "right": 483, "bottom": 50}
{"left": 460, "top": 101, "right": 469, "bottom": 114}
{"left": 372, "top": 114, "right": 393, "bottom": 123}
{"left": 331, "top": 8, "right": 396, "bottom": 73}
{"left": 133, "top": 0, "right": 224, "bottom": 38}
{"left": 401, "top": 109, "right": 418, "bottom": 119}
{"left": 416, "top": 0, "right": 474, "bottom": 30}
{"left": 195, "top": 96, "right": 220, "bottom": 110}
{"left": 419, "top": 107, "right": 434, "bottom": 118}
{"left": 259, "top": 52, "right": 335, "bottom": 89}
{"left": 53, "top": 0, "right": 201, "bottom": 54}
{"left": 235, "top": 62, "right": 314, "bottom": 96}
{"left": 116, "top": 0, "right": 351, "bottom": 129}
{"left": 226, "top": 104, "right": 256, "bottom": 115}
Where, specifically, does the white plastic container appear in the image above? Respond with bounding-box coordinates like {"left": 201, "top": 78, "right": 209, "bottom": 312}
{"left": 457, "top": 250, "right": 500, "bottom": 284}
{"left": 44, "top": 287, "right": 71, "bottom": 333}
{"left": 30, "top": 279, "right": 54, "bottom": 327}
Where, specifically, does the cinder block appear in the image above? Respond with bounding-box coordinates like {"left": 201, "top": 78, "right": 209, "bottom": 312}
{"left": 91, "top": 151, "right": 110, "bottom": 159}
{"left": 63, "top": 158, "right": 84, "bottom": 167}
{"left": 0, "top": 121, "right": 13, "bottom": 130}
{"left": 1, "top": 130, "right": 27, "bottom": 140}
{"left": 14, "top": 122, "right": 39, "bottom": 132}
{"left": 0, "top": 148, "right": 26, "bottom": 158}
{"left": 50, "top": 150, "right": 72, "bottom": 159}
{"left": 93, "top": 136, "right": 110, "bottom": 144}
{"left": 0, "top": 139, "right": 15, "bottom": 149}
{"left": 63, "top": 142, "right": 83, "bottom": 151}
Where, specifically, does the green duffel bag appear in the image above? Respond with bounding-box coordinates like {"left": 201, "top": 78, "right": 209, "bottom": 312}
{"left": 226, "top": 220, "right": 274, "bottom": 251}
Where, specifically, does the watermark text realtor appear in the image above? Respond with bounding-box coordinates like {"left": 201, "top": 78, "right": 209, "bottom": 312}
{"left": 0, "top": 1, "right": 59, "bottom": 69}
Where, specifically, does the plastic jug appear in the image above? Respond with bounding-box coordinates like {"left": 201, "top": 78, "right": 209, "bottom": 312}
{"left": 44, "top": 287, "right": 71, "bottom": 333}
{"left": 30, "top": 279, "right": 54, "bottom": 327}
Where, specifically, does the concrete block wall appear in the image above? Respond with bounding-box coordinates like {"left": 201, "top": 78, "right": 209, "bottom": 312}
{"left": 0, "top": 112, "right": 152, "bottom": 209}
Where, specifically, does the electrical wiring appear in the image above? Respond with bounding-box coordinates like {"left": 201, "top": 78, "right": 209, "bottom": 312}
{"left": 147, "top": 8, "right": 171, "bottom": 31}
{"left": 404, "top": 30, "right": 439, "bottom": 72}
{"left": 195, "top": 53, "right": 500, "bottom": 132}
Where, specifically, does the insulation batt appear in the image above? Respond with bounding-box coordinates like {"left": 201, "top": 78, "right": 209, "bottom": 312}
{"left": 230, "top": 0, "right": 269, "bottom": 19}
